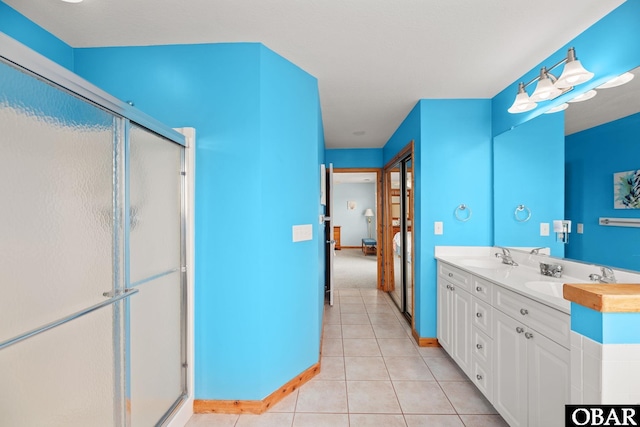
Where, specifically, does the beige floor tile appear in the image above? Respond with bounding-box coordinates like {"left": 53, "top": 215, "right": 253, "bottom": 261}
{"left": 346, "top": 380, "right": 401, "bottom": 413}
{"left": 338, "top": 289, "right": 362, "bottom": 296}
{"left": 369, "top": 312, "right": 402, "bottom": 324}
{"left": 365, "top": 304, "right": 395, "bottom": 314}
{"left": 377, "top": 338, "right": 421, "bottom": 357}
{"left": 344, "top": 356, "right": 389, "bottom": 380}
{"left": 340, "top": 296, "right": 365, "bottom": 305}
{"left": 341, "top": 313, "right": 371, "bottom": 325}
{"left": 292, "top": 413, "right": 349, "bottom": 427}
{"left": 362, "top": 295, "right": 390, "bottom": 305}
{"left": 359, "top": 289, "right": 383, "bottom": 297}
{"left": 458, "top": 415, "right": 510, "bottom": 427}
{"left": 343, "top": 338, "right": 381, "bottom": 356}
{"left": 384, "top": 356, "right": 435, "bottom": 381}
{"left": 392, "top": 381, "right": 456, "bottom": 414}
{"left": 349, "top": 413, "right": 407, "bottom": 426}
{"left": 185, "top": 413, "right": 239, "bottom": 426}
{"left": 295, "top": 380, "right": 348, "bottom": 413}
{"left": 423, "top": 357, "right": 468, "bottom": 381}
{"left": 417, "top": 346, "right": 448, "bottom": 358}
{"left": 404, "top": 414, "right": 465, "bottom": 427}
{"left": 372, "top": 322, "right": 410, "bottom": 339}
{"left": 439, "top": 382, "right": 497, "bottom": 415}
{"left": 235, "top": 412, "right": 294, "bottom": 427}
{"left": 321, "top": 338, "right": 343, "bottom": 357}
{"left": 324, "top": 309, "right": 342, "bottom": 325}
{"left": 314, "top": 356, "right": 345, "bottom": 381}
{"left": 323, "top": 324, "right": 342, "bottom": 339}
{"left": 342, "top": 324, "right": 376, "bottom": 339}
{"left": 269, "top": 389, "right": 298, "bottom": 412}
{"left": 340, "top": 303, "right": 367, "bottom": 314}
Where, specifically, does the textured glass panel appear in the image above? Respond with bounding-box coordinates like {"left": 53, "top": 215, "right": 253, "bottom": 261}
{"left": 0, "top": 306, "right": 115, "bottom": 427}
{"left": 130, "top": 272, "right": 183, "bottom": 426}
{"left": 129, "top": 125, "right": 182, "bottom": 283}
{"left": 0, "top": 60, "right": 114, "bottom": 342}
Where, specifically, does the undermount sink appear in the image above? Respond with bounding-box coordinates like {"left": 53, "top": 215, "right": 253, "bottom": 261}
{"left": 458, "top": 258, "right": 509, "bottom": 269}
{"left": 524, "top": 281, "right": 564, "bottom": 298}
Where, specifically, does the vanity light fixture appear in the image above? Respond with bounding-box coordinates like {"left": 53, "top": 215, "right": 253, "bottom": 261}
{"left": 508, "top": 47, "right": 594, "bottom": 114}
{"left": 544, "top": 103, "right": 568, "bottom": 114}
{"left": 568, "top": 89, "right": 597, "bottom": 103}
{"left": 597, "top": 71, "right": 634, "bottom": 89}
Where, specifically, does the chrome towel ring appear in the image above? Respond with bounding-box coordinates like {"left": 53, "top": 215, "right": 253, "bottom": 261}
{"left": 455, "top": 204, "right": 472, "bottom": 222}
{"left": 514, "top": 204, "right": 531, "bottom": 222}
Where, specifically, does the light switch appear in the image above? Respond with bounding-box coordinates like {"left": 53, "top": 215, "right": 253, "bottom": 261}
{"left": 434, "top": 221, "right": 443, "bottom": 235}
{"left": 577, "top": 223, "right": 584, "bottom": 234}
{"left": 292, "top": 224, "right": 313, "bottom": 242}
{"left": 540, "top": 223, "right": 550, "bottom": 236}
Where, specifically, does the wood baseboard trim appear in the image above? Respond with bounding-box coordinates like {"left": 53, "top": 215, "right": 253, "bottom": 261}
{"left": 411, "top": 328, "right": 441, "bottom": 347}
{"left": 194, "top": 361, "right": 320, "bottom": 414}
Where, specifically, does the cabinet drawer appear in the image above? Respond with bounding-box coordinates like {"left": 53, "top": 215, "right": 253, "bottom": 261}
{"left": 493, "top": 285, "right": 570, "bottom": 348}
{"left": 472, "top": 358, "right": 492, "bottom": 401}
{"left": 472, "top": 327, "right": 492, "bottom": 366}
{"left": 438, "top": 262, "right": 472, "bottom": 293}
{"left": 472, "top": 298, "right": 492, "bottom": 337}
{"left": 472, "top": 276, "right": 493, "bottom": 303}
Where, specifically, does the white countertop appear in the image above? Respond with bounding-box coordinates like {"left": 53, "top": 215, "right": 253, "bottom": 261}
{"left": 436, "top": 255, "right": 581, "bottom": 313}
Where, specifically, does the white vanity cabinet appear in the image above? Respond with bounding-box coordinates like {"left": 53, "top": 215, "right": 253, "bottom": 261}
{"left": 437, "top": 262, "right": 473, "bottom": 375}
{"left": 436, "top": 260, "right": 570, "bottom": 427}
{"left": 493, "top": 286, "right": 570, "bottom": 427}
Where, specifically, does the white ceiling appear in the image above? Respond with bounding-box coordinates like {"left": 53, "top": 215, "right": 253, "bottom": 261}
{"left": 5, "top": 0, "right": 625, "bottom": 148}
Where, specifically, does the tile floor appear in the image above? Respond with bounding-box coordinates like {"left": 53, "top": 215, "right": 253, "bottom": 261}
{"left": 186, "top": 289, "right": 509, "bottom": 427}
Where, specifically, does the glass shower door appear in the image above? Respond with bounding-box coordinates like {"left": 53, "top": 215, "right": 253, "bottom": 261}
{"left": 128, "top": 125, "right": 186, "bottom": 426}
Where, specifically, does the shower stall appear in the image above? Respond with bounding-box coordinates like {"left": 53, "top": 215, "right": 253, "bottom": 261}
{"left": 0, "top": 34, "right": 190, "bottom": 426}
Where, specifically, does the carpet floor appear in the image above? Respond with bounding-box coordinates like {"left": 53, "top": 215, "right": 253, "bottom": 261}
{"left": 333, "top": 248, "right": 378, "bottom": 289}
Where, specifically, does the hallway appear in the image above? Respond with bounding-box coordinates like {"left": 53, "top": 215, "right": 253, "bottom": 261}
{"left": 187, "top": 288, "right": 507, "bottom": 427}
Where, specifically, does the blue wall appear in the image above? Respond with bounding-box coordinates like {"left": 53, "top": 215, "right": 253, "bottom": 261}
{"left": 333, "top": 183, "right": 377, "bottom": 245}
{"left": 493, "top": 113, "right": 565, "bottom": 257}
{"left": 0, "top": 2, "right": 73, "bottom": 69}
{"left": 325, "top": 148, "right": 383, "bottom": 168}
{"left": 382, "top": 100, "right": 493, "bottom": 337}
{"left": 492, "top": 0, "right": 640, "bottom": 136}
{"left": 566, "top": 113, "right": 640, "bottom": 271}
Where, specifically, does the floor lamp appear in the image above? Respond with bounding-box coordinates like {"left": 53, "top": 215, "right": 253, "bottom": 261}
{"left": 364, "top": 208, "right": 374, "bottom": 238}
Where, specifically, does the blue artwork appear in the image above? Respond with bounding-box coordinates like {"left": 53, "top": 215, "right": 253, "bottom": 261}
{"left": 614, "top": 169, "right": 640, "bottom": 209}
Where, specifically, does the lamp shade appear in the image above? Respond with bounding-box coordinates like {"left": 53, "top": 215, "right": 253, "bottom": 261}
{"left": 364, "top": 208, "right": 374, "bottom": 217}
{"left": 530, "top": 68, "right": 562, "bottom": 102}
{"left": 544, "top": 103, "right": 568, "bottom": 114}
{"left": 597, "top": 72, "right": 634, "bottom": 89}
{"left": 567, "top": 89, "right": 597, "bottom": 103}
{"left": 554, "top": 48, "right": 593, "bottom": 89}
{"left": 508, "top": 82, "right": 537, "bottom": 114}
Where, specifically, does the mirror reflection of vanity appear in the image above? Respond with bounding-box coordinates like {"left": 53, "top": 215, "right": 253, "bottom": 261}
{"left": 494, "top": 65, "right": 640, "bottom": 272}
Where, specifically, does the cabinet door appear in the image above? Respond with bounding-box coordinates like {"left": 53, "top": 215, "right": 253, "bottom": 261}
{"left": 528, "top": 331, "right": 570, "bottom": 427}
{"left": 493, "top": 310, "right": 528, "bottom": 427}
{"left": 451, "top": 287, "right": 472, "bottom": 375}
{"left": 437, "top": 280, "right": 453, "bottom": 353}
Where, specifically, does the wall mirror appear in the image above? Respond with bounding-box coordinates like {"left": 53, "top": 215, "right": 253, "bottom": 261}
{"left": 494, "top": 65, "right": 640, "bottom": 272}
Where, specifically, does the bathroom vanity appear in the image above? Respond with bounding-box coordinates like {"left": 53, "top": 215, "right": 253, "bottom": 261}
{"left": 434, "top": 246, "right": 640, "bottom": 427}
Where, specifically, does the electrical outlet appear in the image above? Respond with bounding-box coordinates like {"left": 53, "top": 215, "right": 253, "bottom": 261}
{"left": 577, "top": 223, "right": 584, "bottom": 234}
{"left": 540, "top": 223, "right": 550, "bottom": 236}
{"left": 434, "top": 221, "right": 443, "bottom": 235}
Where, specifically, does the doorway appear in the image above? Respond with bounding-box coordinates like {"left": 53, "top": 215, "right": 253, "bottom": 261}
{"left": 332, "top": 169, "right": 383, "bottom": 290}
{"left": 383, "top": 143, "right": 414, "bottom": 321}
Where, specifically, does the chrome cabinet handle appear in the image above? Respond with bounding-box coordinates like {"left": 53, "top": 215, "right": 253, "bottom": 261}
{"left": 476, "top": 286, "right": 483, "bottom": 292}
{"left": 476, "top": 343, "right": 483, "bottom": 349}
{"left": 525, "top": 332, "right": 534, "bottom": 339}
{"left": 476, "top": 374, "right": 483, "bottom": 380}
{"left": 520, "top": 308, "right": 529, "bottom": 315}
{"left": 448, "top": 273, "right": 453, "bottom": 278}
{"left": 450, "top": 286, "right": 455, "bottom": 291}
{"left": 516, "top": 327, "right": 524, "bottom": 334}
{"left": 476, "top": 312, "right": 482, "bottom": 318}
{"left": 446, "top": 284, "right": 451, "bottom": 290}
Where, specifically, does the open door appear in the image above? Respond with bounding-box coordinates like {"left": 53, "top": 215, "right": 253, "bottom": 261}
{"left": 324, "top": 163, "right": 334, "bottom": 305}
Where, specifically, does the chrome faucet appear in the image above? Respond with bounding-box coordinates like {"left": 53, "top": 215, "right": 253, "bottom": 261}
{"left": 540, "top": 262, "right": 563, "bottom": 278}
{"left": 530, "top": 247, "right": 546, "bottom": 255}
{"left": 495, "top": 247, "right": 518, "bottom": 266}
{"left": 588, "top": 267, "right": 617, "bottom": 284}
